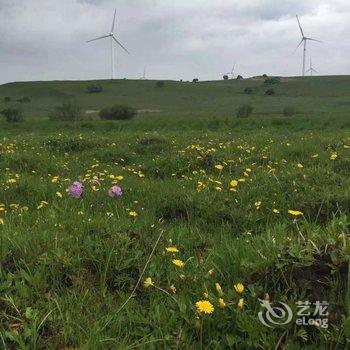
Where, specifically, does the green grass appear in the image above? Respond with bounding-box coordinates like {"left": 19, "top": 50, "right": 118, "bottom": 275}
{"left": 0, "top": 77, "right": 350, "bottom": 349}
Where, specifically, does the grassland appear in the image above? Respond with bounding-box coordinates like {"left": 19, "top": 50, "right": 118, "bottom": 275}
{"left": 0, "top": 77, "right": 350, "bottom": 349}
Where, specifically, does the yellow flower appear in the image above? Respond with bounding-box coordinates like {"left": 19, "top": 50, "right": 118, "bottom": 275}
{"left": 230, "top": 179, "right": 238, "bottom": 188}
{"left": 218, "top": 298, "right": 226, "bottom": 308}
{"left": 172, "top": 259, "right": 184, "bottom": 268}
{"left": 165, "top": 246, "right": 179, "bottom": 253}
{"left": 195, "top": 300, "right": 214, "bottom": 314}
{"left": 288, "top": 210, "right": 303, "bottom": 216}
{"left": 330, "top": 152, "right": 338, "bottom": 160}
{"left": 129, "top": 211, "right": 138, "bottom": 217}
{"left": 297, "top": 163, "right": 304, "bottom": 168}
{"left": 214, "top": 164, "right": 223, "bottom": 171}
{"left": 56, "top": 191, "right": 63, "bottom": 199}
{"left": 234, "top": 283, "right": 245, "bottom": 294}
{"left": 215, "top": 282, "right": 223, "bottom": 296}
{"left": 273, "top": 208, "right": 280, "bottom": 214}
{"left": 237, "top": 298, "right": 245, "bottom": 309}
{"left": 143, "top": 277, "right": 154, "bottom": 288}
{"left": 0, "top": 218, "right": 4, "bottom": 225}
{"left": 169, "top": 285, "right": 176, "bottom": 293}
{"left": 7, "top": 179, "right": 17, "bottom": 184}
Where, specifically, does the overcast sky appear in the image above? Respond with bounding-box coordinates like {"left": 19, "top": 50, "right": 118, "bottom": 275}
{"left": 0, "top": 0, "right": 349, "bottom": 84}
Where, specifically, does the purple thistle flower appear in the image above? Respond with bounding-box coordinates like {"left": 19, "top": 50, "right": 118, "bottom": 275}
{"left": 68, "top": 181, "right": 84, "bottom": 199}
{"left": 108, "top": 185, "right": 122, "bottom": 197}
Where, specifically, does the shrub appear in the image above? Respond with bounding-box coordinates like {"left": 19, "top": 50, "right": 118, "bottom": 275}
{"left": 262, "top": 74, "right": 267, "bottom": 78}
{"left": 17, "top": 96, "right": 31, "bottom": 103}
{"left": 237, "top": 75, "right": 243, "bottom": 80}
{"left": 283, "top": 106, "right": 296, "bottom": 117}
{"left": 3, "top": 96, "right": 11, "bottom": 102}
{"left": 223, "top": 75, "right": 229, "bottom": 81}
{"left": 1, "top": 107, "right": 24, "bottom": 123}
{"left": 236, "top": 104, "right": 253, "bottom": 118}
{"left": 50, "top": 102, "right": 82, "bottom": 121}
{"left": 244, "top": 87, "right": 253, "bottom": 94}
{"left": 86, "top": 84, "right": 103, "bottom": 93}
{"left": 264, "top": 77, "right": 281, "bottom": 85}
{"left": 155, "top": 81, "right": 164, "bottom": 88}
{"left": 99, "top": 104, "right": 136, "bottom": 120}
{"left": 265, "top": 88, "right": 275, "bottom": 96}
{"left": 193, "top": 78, "right": 199, "bottom": 83}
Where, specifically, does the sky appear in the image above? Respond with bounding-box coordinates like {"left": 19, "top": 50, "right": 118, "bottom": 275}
{"left": 0, "top": 0, "right": 349, "bottom": 84}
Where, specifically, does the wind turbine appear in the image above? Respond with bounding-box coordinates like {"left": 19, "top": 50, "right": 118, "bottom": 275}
{"left": 306, "top": 58, "right": 318, "bottom": 76}
{"left": 225, "top": 63, "right": 236, "bottom": 79}
{"left": 140, "top": 66, "right": 147, "bottom": 80}
{"left": 294, "top": 15, "right": 321, "bottom": 77}
{"left": 87, "top": 9, "right": 130, "bottom": 79}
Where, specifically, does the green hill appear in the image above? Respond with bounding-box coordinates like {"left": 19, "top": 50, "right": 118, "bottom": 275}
{"left": 1, "top": 76, "right": 350, "bottom": 119}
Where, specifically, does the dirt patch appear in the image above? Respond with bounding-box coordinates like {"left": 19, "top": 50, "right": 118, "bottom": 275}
{"left": 137, "top": 109, "right": 161, "bottom": 113}
{"left": 84, "top": 109, "right": 101, "bottom": 114}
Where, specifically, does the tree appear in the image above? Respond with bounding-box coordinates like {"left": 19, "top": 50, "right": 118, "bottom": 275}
{"left": 223, "top": 75, "right": 229, "bottom": 80}
{"left": 193, "top": 78, "right": 199, "bottom": 83}
{"left": 283, "top": 106, "right": 296, "bottom": 117}
{"left": 99, "top": 105, "right": 136, "bottom": 120}
{"left": 86, "top": 84, "right": 103, "bottom": 93}
{"left": 265, "top": 88, "right": 275, "bottom": 96}
{"left": 236, "top": 75, "right": 243, "bottom": 80}
{"left": 236, "top": 104, "right": 253, "bottom": 118}
{"left": 264, "top": 77, "right": 281, "bottom": 85}
{"left": 50, "top": 102, "right": 82, "bottom": 121}
{"left": 1, "top": 107, "right": 24, "bottom": 123}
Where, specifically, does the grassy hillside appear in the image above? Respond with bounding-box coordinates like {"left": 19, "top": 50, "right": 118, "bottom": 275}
{"left": 1, "top": 75, "right": 350, "bottom": 118}
{"left": 0, "top": 76, "right": 350, "bottom": 349}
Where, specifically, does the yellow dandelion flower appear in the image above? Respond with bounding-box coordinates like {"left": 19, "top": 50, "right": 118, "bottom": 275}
{"left": 172, "top": 259, "right": 184, "bottom": 268}
{"left": 234, "top": 283, "right": 245, "bottom": 294}
{"left": 237, "top": 298, "right": 245, "bottom": 309}
{"left": 56, "top": 191, "right": 63, "bottom": 199}
{"left": 165, "top": 246, "right": 179, "bottom": 253}
{"left": 218, "top": 298, "right": 226, "bottom": 308}
{"left": 128, "top": 211, "right": 138, "bottom": 217}
{"left": 230, "top": 179, "right": 238, "bottom": 188}
{"left": 169, "top": 285, "right": 176, "bottom": 293}
{"left": 273, "top": 208, "right": 280, "bottom": 214}
{"left": 288, "top": 210, "right": 303, "bottom": 216}
{"left": 143, "top": 277, "right": 154, "bottom": 288}
{"left": 297, "top": 163, "right": 304, "bottom": 168}
{"left": 195, "top": 300, "right": 214, "bottom": 314}
{"left": 215, "top": 282, "right": 223, "bottom": 296}
{"left": 214, "top": 164, "right": 223, "bottom": 171}
{"left": 330, "top": 152, "right": 338, "bottom": 160}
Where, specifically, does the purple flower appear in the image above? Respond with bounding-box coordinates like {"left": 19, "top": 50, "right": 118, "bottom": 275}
{"left": 68, "top": 181, "right": 83, "bottom": 199}
{"left": 108, "top": 185, "right": 122, "bottom": 197}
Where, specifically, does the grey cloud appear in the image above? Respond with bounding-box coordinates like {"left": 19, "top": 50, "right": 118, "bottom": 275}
{"left": 0, "top": 0, "right": 349, "bottom": 84}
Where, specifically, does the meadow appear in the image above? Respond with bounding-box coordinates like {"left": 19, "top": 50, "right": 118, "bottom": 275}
{"left": 0, "top": 77, "right": 350, "bottom": 349}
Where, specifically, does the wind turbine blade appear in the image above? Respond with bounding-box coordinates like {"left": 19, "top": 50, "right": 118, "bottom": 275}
{"left": 292, "top": 38, "right": 304, "bottom": 54}
{"left": 296, "top": 15, "right": 304, "bottom": 37}
{"left": 112, "top": 35, "right": 130, "bottom": 54}
{"left": 111, "top": 8, "right": 117, "bottom": 33}
{"left": 86, "top": 34, "right": 110, "bottom": 43}
{"left": 306, "top": 37, "right": 322, "bottom": 43}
